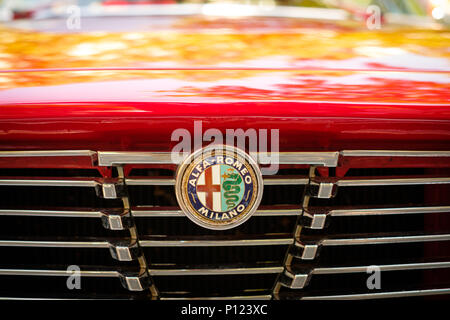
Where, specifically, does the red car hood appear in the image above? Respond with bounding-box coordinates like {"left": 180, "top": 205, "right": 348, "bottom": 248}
{"left": 0, "top": 16, "right": 449, "bottom": 151}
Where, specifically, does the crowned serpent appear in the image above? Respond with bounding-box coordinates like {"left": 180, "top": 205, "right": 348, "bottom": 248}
{"left": 222, "top": 172, "right": 242, "bottom": 210}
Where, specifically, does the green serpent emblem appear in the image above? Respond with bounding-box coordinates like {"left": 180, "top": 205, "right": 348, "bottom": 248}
{"left": 222, "top": 169, "right": 242, "bottom": 210}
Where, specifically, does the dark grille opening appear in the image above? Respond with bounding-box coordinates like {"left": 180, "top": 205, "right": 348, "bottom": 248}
{"left": 155, "top": 274, "right": 276, "bottom": 297}
{"left": 0, "top": 275, "right": 139, "bottom": 298}
{"left": 424, "top": 268, "right": 450, "bottom": 293}
{"left": 0, "top": 247, "right": 131, "bottom": 267}
{"left": 128, "top": 168, "right": 175, "bottom": 177}
{"left": 0, "top": 216, "right": 128, "bottom": 238}
{"left": 302, "top": 212, "right": 436, "bottom": 236}
{"left": 0, "top": 168, "right": 102, "bottom": 177}
{"left": 128, "top": 186, "right": 177, "bottom": 207}
{"left": 307, "top": 243, "right": 426, "bottom": 266}
{"left": 145, "top": 246, "right": 288, "bottom": 266}
{"left": 307, "top": 270, "right": 425, "bottom": 293}
{"left": 261, "top": 185, "right": 304, "bottom": 206}
{"left": 310, "top": 185, "right": 425, "bottom": 207}
{"left": 280, "top": 269, "right": 450, "bottom": 298}
{"left": 136, "top": 216, "right": 296, "bottom": 236}
{"left": 0, "top": 186, "right": 123, "bottom": 208}
{"left": 345, "top": 168, "right": 426, "bottom": 177}
{"left": 129, "top": 185, "right": 304, "bottom": 207}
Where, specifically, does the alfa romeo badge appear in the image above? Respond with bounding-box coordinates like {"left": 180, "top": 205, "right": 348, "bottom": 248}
{"left": 175, "top": 145, "right": 263, "bottom": 230}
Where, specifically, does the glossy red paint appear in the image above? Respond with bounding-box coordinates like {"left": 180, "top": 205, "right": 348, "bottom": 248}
{"left": 0, "top": 16, "right": 449, "bottom": 153}
{"left": 0, "top": 78, "right": 449, "bottom": 152}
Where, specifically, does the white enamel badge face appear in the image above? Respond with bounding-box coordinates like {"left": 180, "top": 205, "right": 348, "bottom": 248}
{"left": 175, "top": 145, "right": 263, "bottom": 230}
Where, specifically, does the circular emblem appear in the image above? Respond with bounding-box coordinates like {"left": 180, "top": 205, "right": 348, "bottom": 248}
{"left": 175, "top": 145, "right": 263, "bottom": 230}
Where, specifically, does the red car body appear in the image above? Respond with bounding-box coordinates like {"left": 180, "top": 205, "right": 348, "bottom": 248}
{"left": 0, "top": 12, "right": 449, "bottom": 300}
{"left": 0, "top": 16, "right": 448, "bottom": 154}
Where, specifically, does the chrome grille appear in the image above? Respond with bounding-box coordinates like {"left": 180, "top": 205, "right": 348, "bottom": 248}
{"left": 0, "top": 150, "right": 449, "bottom": 300}
{"left": 276, "top": 156, "right": 450, "bottom": 300}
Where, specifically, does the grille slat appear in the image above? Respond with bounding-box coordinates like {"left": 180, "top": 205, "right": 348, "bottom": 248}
{"left": 140, "top": 236, "right": 293, "bottom": 247}
{"left": 329, "top": 205, "right": 450, "bottom": 217}
{"left": 0, "top": 209, "right": 102, "bottom": 218}
{"left": 125, "top": 176, "right": 310, "bottom": 186}
{"left": 160, "top": 294, "right": 272, "bottom": 300}
{"left": 298, "top": 288, "right": 450, "bottom": 300}
{"left": 0, "top": 177, "right": 101, "bottom": 187}
{"left": 132, "top": 205, "right": 301, "bottom": 217}
{"left": 304, "top": 232, "right": 450, "bottom": 246}
{"left": 0, "top": 239, "right": 113, "bottom": 248}
{"left": 337, "top": 176, "right": 450, "bottom": 186}
{"left": 126, "top": 177, "right": 175, "bottom": 186}
{"left": 0, "top": 267, "right": 120, "bottom": 277}
{"left": 149, "top": 265, "right": 283, "bottom": 276}
{"left": 312, "top": 261, "right": 450, "bottom": 274}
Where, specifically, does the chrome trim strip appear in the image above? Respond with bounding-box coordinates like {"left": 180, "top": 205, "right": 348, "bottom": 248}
{"left": 98, "top": 152, "right": 176, "bottom": 166}
{"left": 254, "top": 208, "right": 301, "bottom": 216}
{"left": 330, "top": 206, "right": 450, "bottom": 217}
{"left": 0, "top": 269, "right": 119, "bottom": 277}
{"left": 341, "top": 150, "right": 450, "bottom": 157}
{"left": 313, "top": 261, "right": 450, "bottom": 275}
{"left": 149, "top": 266, "right": 283, "bottom": 276}
{"left": 132, "top": 208, "right": 182, "bottom": 217}
{"left": 0, "top": 209, "right": 101, "bottom": 218}
{"left": 0, "top": 268, "right": 149, "bottom": 292}
{"left": 0, "top": 150, "right": 95, "bottom": 157}
{"left": 0, "top": 297, "right": 125, "bottom": 301}
{"left": 301, "top": 288, "right": 450, "bottom": 300}
{"left": 98, "top": 151, "right": 339, "bottom": 166}
{"left": 0, "top": 240, "right": 110, "bottom": 248}
{"left": 321, "top": 234, "right": 450, "bottom": 246}
{"left": 274, "top": 152, "right": 339, "bottom": 166}
{"left": 132, "top": 207, "right": 301, "bottom": 217}
{"left": 140, "top": 238, "right": 293, "bottom": 247}
{"left": 263, "top": 177, "right": 309, "bottom": 185}
{"left": 126, "top": 176, "right": 309, "bottom": 186}
{"left": 0, "top": 178, "right": 99, "bottom": 187}
{"left": 337, "top": 177, "right": 450, "bottom": 187}
{"left": 161, "top": 295, "right": 272, "bottom": 301}
{"left": 2, "top": 150, "right": 448, "bottom": 163}
{"left": 125, "top": 177, "right": 175, "bottom": 186}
